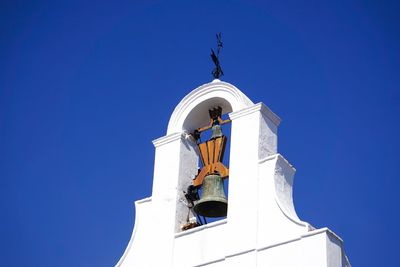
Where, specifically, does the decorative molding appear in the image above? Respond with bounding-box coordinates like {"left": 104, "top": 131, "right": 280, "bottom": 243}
{"left": 258, "top": 153, "right": 278, "bottom": 164}
{"left": 229, "top": 102, "right": 281, "bottom": 126}
{"left": 136, "top": 197, "right": 152, "bottom": 204}
{"left": 152, "top": 132, "right": 183, "bottom": 148}
{"left": 258, "top": 153, "right": 296, "bottom": 171}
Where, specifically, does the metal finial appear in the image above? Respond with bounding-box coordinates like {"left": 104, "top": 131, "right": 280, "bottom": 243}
{"left": 211, "top": 33, "right": 224, "bottom": 79}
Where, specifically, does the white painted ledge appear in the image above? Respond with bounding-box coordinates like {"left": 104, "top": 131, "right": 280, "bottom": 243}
{"left": 184, "top": 227, "right": 345, "bottom": 267}
{"left": 229, "top": 102, "right": 281, "bottom": 126}
{"left": 152, "top": 132, "right": 183, "bottom": 147}
{"left": 175, "top": 219, "right": 227, "bottom": 238}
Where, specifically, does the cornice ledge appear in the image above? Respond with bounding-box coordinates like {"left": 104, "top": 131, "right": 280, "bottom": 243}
{"left": 229, "top": 102, "right": 281, "bottom": 126}
{"left": 152, "top": 132, "right": 183, "bottom": 147}
{"left": 180, "top": 228, "right": 346, "bottom": 267}
{"left": 135, "top": 197, "right": 152, "bottom": 204}
{"left": 258, "top": 154, "right": 295, "bottom": 171}
{"left": 258, "top": 153, "right": 278, "bottom": 164}
{"left": 257, "top": 227, "right": 342, "bottom": 253}
{"left": 175, "top": 219, "right": 227, "bottom": 238}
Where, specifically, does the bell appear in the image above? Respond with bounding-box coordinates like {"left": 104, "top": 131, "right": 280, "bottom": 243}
{"left": 194, "top": 174, "right": 228, "bottom": 217}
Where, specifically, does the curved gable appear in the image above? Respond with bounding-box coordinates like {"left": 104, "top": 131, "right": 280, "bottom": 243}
{"left": 167, "top": 80, "right": 253, "bottom": 134}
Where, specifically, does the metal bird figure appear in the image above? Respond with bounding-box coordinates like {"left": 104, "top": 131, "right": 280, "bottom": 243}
{"left": 211, "top": 33, "right": 224, "bottom": 79}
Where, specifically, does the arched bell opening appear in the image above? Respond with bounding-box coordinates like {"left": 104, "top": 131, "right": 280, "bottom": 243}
{"left": 181, "top": 97, "right": 233, "bottom": 134}
{"left": 178, "top": 98, "right": 233, "bottom": 231}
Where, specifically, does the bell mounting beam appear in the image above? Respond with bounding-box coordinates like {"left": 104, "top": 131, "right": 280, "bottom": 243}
{"left": 192, "top": 107, "right": 230, "bottom": 187}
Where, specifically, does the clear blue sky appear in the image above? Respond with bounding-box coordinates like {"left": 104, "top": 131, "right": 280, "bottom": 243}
{"left": 1, "top": 0, "right": 399, "bottom": 266}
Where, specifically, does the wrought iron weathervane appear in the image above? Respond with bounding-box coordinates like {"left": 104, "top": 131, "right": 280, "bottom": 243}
{"left": 211, "top": 33, "right": 224, "bottom": 79}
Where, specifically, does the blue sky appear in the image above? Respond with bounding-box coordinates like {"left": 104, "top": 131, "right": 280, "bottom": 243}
{"left": 1, "top": 0, "right": 399, "bottom": 266}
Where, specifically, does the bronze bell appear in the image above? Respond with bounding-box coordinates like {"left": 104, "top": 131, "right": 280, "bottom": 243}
{"left": 194, "top": 174, "right": 228, "bottom": 217}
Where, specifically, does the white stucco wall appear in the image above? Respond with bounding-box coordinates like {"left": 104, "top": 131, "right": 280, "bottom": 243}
{"left": 116, "top": 80, "right": 350, "bottom": 267}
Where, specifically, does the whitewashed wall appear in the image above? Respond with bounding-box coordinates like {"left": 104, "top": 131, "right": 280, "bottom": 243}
{"left": 116, "top": 80, "right": 350, "bottom": 267}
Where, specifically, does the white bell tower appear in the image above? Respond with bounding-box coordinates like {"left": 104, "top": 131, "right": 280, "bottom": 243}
{"left": 116, "top": 80, "right": 351, "bottom": 267}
